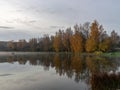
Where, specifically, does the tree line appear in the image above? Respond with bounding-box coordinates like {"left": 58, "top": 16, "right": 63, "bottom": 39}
{"left": 3, "top": 20, "right": 120, "bottom": 52}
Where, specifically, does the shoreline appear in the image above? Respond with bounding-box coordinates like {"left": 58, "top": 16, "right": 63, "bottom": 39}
{"left": 0, "top": 51, "right": 119, "bottom": 57}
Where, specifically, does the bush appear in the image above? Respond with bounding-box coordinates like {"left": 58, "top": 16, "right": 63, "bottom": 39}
{"left": 94, "top": 51, "right": 103, "bottom": 55}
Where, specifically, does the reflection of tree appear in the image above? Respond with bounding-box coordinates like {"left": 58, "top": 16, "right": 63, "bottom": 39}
{"left": 7, "top": 56, "right": 16, "bottom": 64}
{"left": 86, "top": 56, "right": 120, "bottom": 90}
{"left": 18, "top": 57, "right": 27, "bottom": 65}
{"left": 53, "top": 54, "right": 73, "bottom": 77}
{"left": 71, "top": 55, "right": 87, "bottom": 82}
{"left": 91, "top": 72, "right": 120, "bottom": 90}
{"left": 4, "top": 54, "right": 120, "bottom": 89}
{"left": 86, "top": 56, "right": 99, "bottom": 73}
{"left": 86, "top": 56, "right": 118, "bottom": 73}
{"left": 53, "top": 54, "right": 62, "bottom": 75}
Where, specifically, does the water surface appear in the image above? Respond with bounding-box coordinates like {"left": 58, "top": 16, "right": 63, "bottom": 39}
{"left": 0, "top": 52, "right": 119, "bottom": 90}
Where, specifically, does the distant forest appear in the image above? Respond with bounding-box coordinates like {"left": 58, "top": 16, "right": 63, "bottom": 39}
{"left": 1, "top": 20, "right": 120, "bottom": 52}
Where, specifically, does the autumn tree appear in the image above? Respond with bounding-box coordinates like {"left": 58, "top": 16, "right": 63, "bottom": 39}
{"left": 53, "top": 30, "right": 64, "bottom": 52}
{"left": 7, "top": 40, "right": 17, "bottom": 51}
{"left": 17, "top": 39, "right": 27, "bottom": 51}
{"left": 99, "top": 37, "right": 111, "bottom": 52}
{"left": 70, "top": 24, "right": 84, "bottom": 53}
{"left": 85, "top": 20, "right": 100, "bottom": 52}
{"left": 49, "top": 35, "right": 55, "bottom": 51}
{"left": 42, "top": 34, "right": 50, "bottom": 51}
{"left": 29, "top": 38, "right": 37, "bottom": 51}
{"left": 63, "top": 27, "right": 73, "bottom": 52}
{"left": 97, "top": 26, "right": 111, "bottom": 52}
{"left": 3, "top": 20, "right": 120, "bottom": 52}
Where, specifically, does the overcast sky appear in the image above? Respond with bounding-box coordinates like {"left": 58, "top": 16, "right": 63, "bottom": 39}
{"left": 0, "top": 0, "right": 120, "bottom": 41}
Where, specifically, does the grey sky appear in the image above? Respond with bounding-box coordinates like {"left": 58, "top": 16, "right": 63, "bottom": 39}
{"left": 0, "top": 0, "right": 120, "bottom": 40}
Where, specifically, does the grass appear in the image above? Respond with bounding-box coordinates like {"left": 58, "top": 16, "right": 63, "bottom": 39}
{"left": 102, "top": 52, "right": 120, "bottom": 57}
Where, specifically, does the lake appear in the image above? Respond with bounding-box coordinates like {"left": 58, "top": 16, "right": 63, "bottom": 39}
{"left": 0, "top": 52, "right": 119, "bottom": 90}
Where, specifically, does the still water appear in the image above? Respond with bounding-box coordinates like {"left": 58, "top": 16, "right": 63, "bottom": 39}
{"left": 0, "top": 52, "right": 119, "bottom": 90}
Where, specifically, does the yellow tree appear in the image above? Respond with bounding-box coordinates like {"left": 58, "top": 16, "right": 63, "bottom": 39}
{"left": 70, "top": 25, "right": 84, "bottom": 53}
{"left": 86, "top": 20, "right": 100, "bottom": 52}
{"left": 53, "top": 35, "right": 61, "bottom": 52}
{"left": 85, "top": 38, "right": 97, "bottom": 52}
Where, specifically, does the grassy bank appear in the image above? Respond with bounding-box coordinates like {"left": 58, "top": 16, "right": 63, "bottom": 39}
{"left": 101, "top": 52, "right": 120, "bottom": 57}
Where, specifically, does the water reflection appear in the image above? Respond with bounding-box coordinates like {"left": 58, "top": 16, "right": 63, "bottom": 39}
{"left": 0, "top": 53, "right": 120, "bottom": 90}
{"left": 91, "top": 72, "right": 120, "bottom": 90}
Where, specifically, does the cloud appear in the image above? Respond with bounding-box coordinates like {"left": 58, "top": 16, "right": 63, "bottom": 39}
{"left": 29, "top": 20, "right": 37, "bottom": 23}
{"left": 0, "top": 26, "right": 14, "bottom": 29}
{"left": 0, "top": 30, "right": 32, "bottom": 41}
{"left": 0, "top": 0, "right": 120, "bottom": 41}
{"left": 15, "top": 10, "right": 23, "bottom": 12}
{"left": 0, "top": 74, "right": 13, "bottom": 76}
{"left": 50, "top": 26, "right": 65, "bottom": 29}
{"left": 12, "top": 18, "right": 37, "bottom": 24}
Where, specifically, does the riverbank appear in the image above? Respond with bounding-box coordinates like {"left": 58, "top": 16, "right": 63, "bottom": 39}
{"left": 0, "top": 51, "right": 120, "bottom": 57}
{"left": 101, "top": 52, "right": 120, "bottom": 57}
